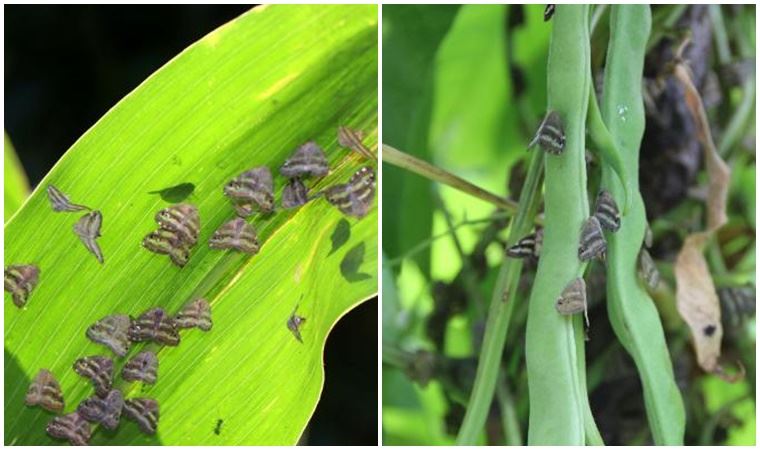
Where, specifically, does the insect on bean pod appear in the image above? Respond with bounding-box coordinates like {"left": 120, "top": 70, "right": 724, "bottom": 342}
{"left": 555, "top": 277, "right": 588, "bottom": 326}
{"left": 637, "top": 248, "right": 660, "bottom": 290}
{"left": 593, "top": 190, "right": 621, "bottom": 232}
{"left": 578, "top": 215, "right": 607, "bottom": 262}
{"left": 528, "top": 110, "right": 566, "bottom": 155}
{"left": 506, "top": 228, "right": 544, "bottom": 259}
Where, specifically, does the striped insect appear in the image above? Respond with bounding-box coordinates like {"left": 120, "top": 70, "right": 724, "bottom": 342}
{"left": 128, "top": 307, "right": 180, "bottom": 346}
{"left": 73, "top": 355, "right": 113, "bottom": 397}
{"left": 4, "top": 264, "right": 40, "bottom": 308}
{"left": 555, "top": 277, "right": 589, "bottom": 326}
{"left": 578, "top": 215, "right": 607, "bottom": 262}
{"left": 224, "top": 166, "right": 275, "bottom": 216}
{"left": 208, "top": 218, "right": 260, "bottom": 254}
{"left": 718, "top": 284, "right": 756, "bottom": 328}
{"left": 280, "top": 141, "right": 329, "bottom": 179}
{"left": 338, "top": 126, "right": 376, "bottom": 162}
{"left": 122, "top": 351, "right": 159, "bottom": 384}
{"left": 123, "top": 398, "right": 159, "bottom": 435}
{"left": 46, "top": 412, "right": 91, "bottom": 446}
{"left": 155, "top": 203, "right": 200, "bottom": 246}
{"left": 637, "top": 248, "right": 660, "bottom": 290}
{"left": 175, "top": 298, "right": 213, "bottom": 331}
{"left": 77, "top": 389, "right": 124, "bottom": 430}
{"left": 73, "top": 210, "right": 105, "bottom": 264}
{"left": 46, "top": 185, "right": 89, "bottom": 212}
{"left": 593, "top": 190, "right": 621, "bottom": 232}
{"left": 281, "top": 178, "right": 310, "bottom": 209}
{"left": 25, "top": 369, "right": 65, "bottom": 413}
{"left": 528, "top": 110, "right": 565, "bottom": 155}
{"left": 323, "top": 166, "right": 376, "bottom": 218}
{"left": 287, "top": 305, "right": 306, "bottom": 343}
{"left": 544, "top": 4, "right": 556, "bottom": 21}
{"left": 142, "top": 228, "right": 192, "bottom": 267}
{"left": 506, "top": 228, "right": 543, "bottom": 259}
{"left": 86, "top": 314, "right": 131, "bottom": 357}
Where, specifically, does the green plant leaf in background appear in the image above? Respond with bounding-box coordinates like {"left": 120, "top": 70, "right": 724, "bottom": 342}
{"left": 4, "top": 4, "right": 377, "bottom": 445}
{"left": 4, "top": 132, "right": 31, "bottom": 222}
{"left": 382, "top": 4, "right": 459, "bottom": 278}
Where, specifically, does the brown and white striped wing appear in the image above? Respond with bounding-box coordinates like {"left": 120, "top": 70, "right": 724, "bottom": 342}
{"left": 73, "top": 355, "right": 113, "bottom": 397}
{"left": 4, "top": 264, "right": 40, "bottom": 308}
{"left": 593, "top": 190, "right": 621, "bottom": 232}
{"left": 578, "top": 216, "right": 607, "bottom": 261}
{"left": 46, "top": 185, "right": 89, "bottom": 212}
{"left": 143, "top": 229, "right": 191, "bottom": 267}
{"left": 25, "top": 369, "right": 65, "bottom": 413}
{"left": 280, "top": 142, "right": 329, "bottom": 178}
{"left": 528, "top": 110, "right": 565, "bottom": 155}
{"left": 128, "top": 307, "right": 180, "bottom": 346}
{"left": 155, "top": 204, "right": 200, "bottom": 246}
{"left": 506, "top": 229, "right": 543, "bottom": 259}
{"left": 46, "top": 412, "right": 92, "bottom": 446}
{"left": 74, "top": 211, "right": 104, "bottom": 264}
{"left": 208, "top": 218, "right": 259, "bottom": 254}
{"left": 124, "top": 398, "right": 159, "bottom": 435}
{"left": 281, "top": 178, "right": 310, "bottom": 209}
{"left": 122, "top": 351, "right": 159, "bottom": 384}
{"left": 77, "top": 389, "right": 124, "bottom": 430}
{"left": 555, "top": 277, "right": 588, "bottom": 325}
{"left": 175, "top": 298, "right": 213, "bottom": 331}
{"left": 86, "top": 314, "right": 131, "bottom": 357}
{"left": 325, "top": 167, "right": 376, "bottom": 218}
{"left": 637, "top": 248, "right": 660, "bottom": 290}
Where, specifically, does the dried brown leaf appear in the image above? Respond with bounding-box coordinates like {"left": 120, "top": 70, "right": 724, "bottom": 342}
{"left": 675, "top": 233, "right": 721, "bottom": 372}
{"left": 672, "top": 63, "right": 731, "bottom": 231}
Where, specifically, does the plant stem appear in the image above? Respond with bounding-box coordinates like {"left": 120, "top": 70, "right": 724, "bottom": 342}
{"left": 382, "top": 144, "right": 520, "bottom": 213}
{"left": 384, "top": 213, "right": 510, "bottom": 267}
{"left": 456, "top": 148, "right": 543, "bottom": 445}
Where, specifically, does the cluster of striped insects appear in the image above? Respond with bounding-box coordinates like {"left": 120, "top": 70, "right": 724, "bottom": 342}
{"left": 506, "top": 110, "right": 661, "bottom": 326}
{"left": 140, "top": 126, "right": 376, "bottom": 268}
{"left": 4, "top": 127, "right": 376, "bottom": 443}
{"left": 23, "top": 299, "right": 212, "bottom": 445}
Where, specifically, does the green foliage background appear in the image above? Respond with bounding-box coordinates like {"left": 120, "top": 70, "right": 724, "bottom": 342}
{"left": 5, "top": 4, "right": 378, "bottom": 445}
{"left": 382, "top": 4, "right": 755, "bottom": 445}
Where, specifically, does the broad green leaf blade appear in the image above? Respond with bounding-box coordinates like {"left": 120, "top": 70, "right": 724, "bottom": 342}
{"left": 381, "top": 5, "right": 459, "bottom": 277}
{"left": 4, "top": 132, "right": 31, "bottom": 222}
{"left": 4, "top": 4, "right": 377, "bottom": 445}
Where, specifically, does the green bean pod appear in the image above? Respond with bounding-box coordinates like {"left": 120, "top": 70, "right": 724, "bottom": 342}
{"left": 525, "top": 5, "right": 591, "bottom": 445}
{"left": 599, "top": 5, "right": 686, "bottom": 444}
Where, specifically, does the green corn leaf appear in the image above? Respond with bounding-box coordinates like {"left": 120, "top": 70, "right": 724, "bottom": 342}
{"left": 4, "top": 4, "right": 377, "bottom": 445}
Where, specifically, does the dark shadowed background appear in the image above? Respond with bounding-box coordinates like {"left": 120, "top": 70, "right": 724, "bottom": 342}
{"left": 5, "top": 4, "right": 377, "bottom": 445}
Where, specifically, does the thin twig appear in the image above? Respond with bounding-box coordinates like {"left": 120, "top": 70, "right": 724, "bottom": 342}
{"left": 382, "top": 144, "right": 522, "bottom": 213}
